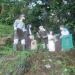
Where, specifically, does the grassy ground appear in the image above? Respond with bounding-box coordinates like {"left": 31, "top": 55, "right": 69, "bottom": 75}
{"left": 0, "top": 50, "right": 32, "bottom": 75}
{"left": 0, "top": 50, "right": 75, "bottom": 75}
{"left": 25, "top": 50, "right": 75, "bottom": 75}
{"left": 0, "top": 23, "right": 13, "bottom": 37}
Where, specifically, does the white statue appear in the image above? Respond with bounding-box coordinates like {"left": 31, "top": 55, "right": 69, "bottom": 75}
{"left": 47, "top": 31, "right": 55, "bottom": 51}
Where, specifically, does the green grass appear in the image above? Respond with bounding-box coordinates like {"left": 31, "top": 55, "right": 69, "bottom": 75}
{"left": 0, "top": 48, "right": 75, "bottom": 75}
{"left": 0, "top": 23, "right": 13, "bottom": 37}
{"left": 0, "top": 50, "right": 32, "bottom": 75}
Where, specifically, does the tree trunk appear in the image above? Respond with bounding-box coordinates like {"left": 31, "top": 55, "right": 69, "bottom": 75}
{"left": 0, "top": 3, "right": 4, "bottom": 15}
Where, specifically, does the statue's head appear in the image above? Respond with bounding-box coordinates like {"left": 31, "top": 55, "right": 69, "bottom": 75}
{"left": 60, "top": 25, "right": 64, "bottom": 31}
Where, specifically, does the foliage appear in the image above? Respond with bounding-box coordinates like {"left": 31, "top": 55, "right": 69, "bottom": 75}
{"left": 0, "top": 0, "right": 75, "bottom": 33}
{"left": 25, "top": 50, "right": 75, "bottom": 75}
{"left": 0, "top": 50, "right": 32, "bottom": 75}
{"left": 0, "top": 46, "right": 75, "bottom": 75}
{"left": 0, "top": 23, "right": 13, "bottom": 37}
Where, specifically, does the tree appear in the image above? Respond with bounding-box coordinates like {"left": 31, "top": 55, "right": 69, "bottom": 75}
{"left": 0, "top": 0, "right": 75, "bottom": 33}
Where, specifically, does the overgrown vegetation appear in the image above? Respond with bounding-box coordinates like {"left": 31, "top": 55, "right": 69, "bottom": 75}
{"left": 0, "top": 49, "right": 75, "bottom": 75}
{"left": 0, "top": 0, "right": 75, "bottom": 75}
{"left": 0, "top": 50, "right": 32, "bottom": 75}
{"left": 0, "top": 0, "right": 75, "bottom": 33}
{"left": 0, "top": 23, "right": 13, "bottom": 37}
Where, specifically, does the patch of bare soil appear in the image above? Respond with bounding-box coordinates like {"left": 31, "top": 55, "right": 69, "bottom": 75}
{"left": 0, "top": 36, "right": 12, "bottom": 46}
{"left": 25, "top": 50, "right": 75, "bottom": 75}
